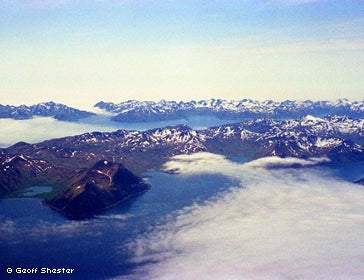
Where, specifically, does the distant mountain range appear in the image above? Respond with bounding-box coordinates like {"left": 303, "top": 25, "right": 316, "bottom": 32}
{"left": 1, "top": 99, "right": 364, "bottom": 122}
{"left": 0, "top": 101, "right": 95, "bottom": 121}
{"left": 2, "top": 99, "right": 364, "bottom": 217}
{"left": 95, "top": 98, "right": 364, "bottom": 122}
{"left": 1, "top": 114, "right": 363, "bottom": 195}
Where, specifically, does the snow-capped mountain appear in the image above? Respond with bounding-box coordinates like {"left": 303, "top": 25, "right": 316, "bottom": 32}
{"left": 202, "top": 115, "right": 364, "bottom": 160}
{"left": 0, "top": 101, "right": 95, "bottom": 121}
{"left": 2, "top": 114, "right": 363, "bottom": 196}
{"left": 95, "top": 98, "right": 364, "bottom": 122}
{"left": 0, "top": 150, "right": 77, "bottom": 196}
{"left": 2, "top": 96, "right": 364, "bottom": 199}
{"left": 2, "top": 99, "right": 363, "bottom": 123}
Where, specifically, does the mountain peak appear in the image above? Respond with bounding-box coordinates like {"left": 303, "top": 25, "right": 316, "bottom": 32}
{"left": 302, "top": 115, "right": 326, "bottom": 122}
{"left": 0, "top": 102, "right": 95, "bottom": 121}
{"left": 44, "top": 160, "right": 150, "bottom": 219}
{"left": 94, "top": 99, "right": 364, "bottom": 123}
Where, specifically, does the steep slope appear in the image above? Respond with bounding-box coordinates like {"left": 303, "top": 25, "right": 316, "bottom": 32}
{"left": 44, "top": 160, "right": 150, "bottom": 219}
{"left": 1, "top": 115, "right": 363, "bottom": 199}
{"left": 0, "top": 150, "right": 76, "bottom": 196}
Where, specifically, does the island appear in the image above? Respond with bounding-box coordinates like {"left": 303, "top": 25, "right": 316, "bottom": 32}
{"left": 44, "top": 160, "right": 150, "bottom": 219}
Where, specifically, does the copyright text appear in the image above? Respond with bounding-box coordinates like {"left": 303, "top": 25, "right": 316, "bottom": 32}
{"left": 6, "top": 267, "right": 75, "bottom": 274}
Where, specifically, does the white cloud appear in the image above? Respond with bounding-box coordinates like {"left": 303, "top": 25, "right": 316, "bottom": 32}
{"left": 121, "top": 153, "right": 364, "bottom": 280}
{"left": 244, "top": 156, "right": 331, "bottom": 168}
{"left": 0, "top": 210, "right": 131, "bottom": 244}
{"left": 162, "top": 153, "right": 330, "bottom": 174}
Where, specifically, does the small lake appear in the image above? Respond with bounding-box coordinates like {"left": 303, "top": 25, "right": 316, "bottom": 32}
{"left": 22, "top": 186, "right": 54, "bottom": 197}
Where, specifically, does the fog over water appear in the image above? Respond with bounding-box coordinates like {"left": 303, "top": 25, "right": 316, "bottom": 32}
{"left": 1, "top": 113, "right": 364, "bottom": 279}
{"left": 0, "top": 117, "right": 117, "bottom": 148}
{"left": 118, "top": 153, "right": 364, "bottom": 280}
{"left": 1, "top": 152, "right": 363, "bottom": 279}
{"left": 0, "top": 115, "right": 229, "bottom": 148}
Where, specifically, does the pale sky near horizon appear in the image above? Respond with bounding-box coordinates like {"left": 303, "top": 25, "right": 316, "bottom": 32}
{"left": 0, "top": 0, "right": 363, "bottom": 109}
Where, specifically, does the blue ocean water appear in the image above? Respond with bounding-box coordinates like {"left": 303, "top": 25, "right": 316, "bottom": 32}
{"left": 79, "top": 113, "right": 238, "bottom": 131}
{"left": 1, "top": 159, "right": 364, "bottom": 280}
{"left": 0, "top": 172, "right": 237, "bottom": 280}
{"left": 2, "top": 113, "right": 364, "bottom": 279}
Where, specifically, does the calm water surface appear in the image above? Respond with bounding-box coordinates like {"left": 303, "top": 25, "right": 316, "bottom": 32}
{"left": 0, "top": 171, "right": 237, "bottom": 279}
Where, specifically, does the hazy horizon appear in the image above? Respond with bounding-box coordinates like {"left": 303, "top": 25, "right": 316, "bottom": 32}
{"left": 1, "top": 2, "right": 364, "bottom": 277}
{"left": 1, "top": 0, "right": 363, "bottom": 109}
{"left": 1, "top": 97, "right": 364, "bottom": 112}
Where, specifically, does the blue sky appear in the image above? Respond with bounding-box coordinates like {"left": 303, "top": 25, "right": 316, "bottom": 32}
{"left": 0, "top": 0, "right": 363, "bottom": 108}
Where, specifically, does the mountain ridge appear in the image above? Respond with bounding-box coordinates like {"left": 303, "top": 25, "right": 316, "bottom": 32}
{"left": 2, "top": 99, "right": 364, "bottom": 217}
{"left": 2, "top": 99, "right": 363, "bottom": 123}
{"left": 0, "top": 101, "right": 95, "bottom": 121}
{"left": 95, "top": 98, "right": 364, "bottom": 122}
{"left": 1, "top": 114, "right": 363, "bottom": 196}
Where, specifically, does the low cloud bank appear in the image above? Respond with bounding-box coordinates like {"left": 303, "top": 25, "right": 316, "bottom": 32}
{"left": 163, "top": 153, "right": 331, "bottom": 174}
{"left": 122, "top": 153, "right": 364, "bottom": 280}
{"left": 0, "top": 116, "right": 225, "bottom": 148}
{"left": 244, "top": 156, "right": 331, "bottom": 168}
{"left": 0, "top": 117, "right": 117, "bottom": 148}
